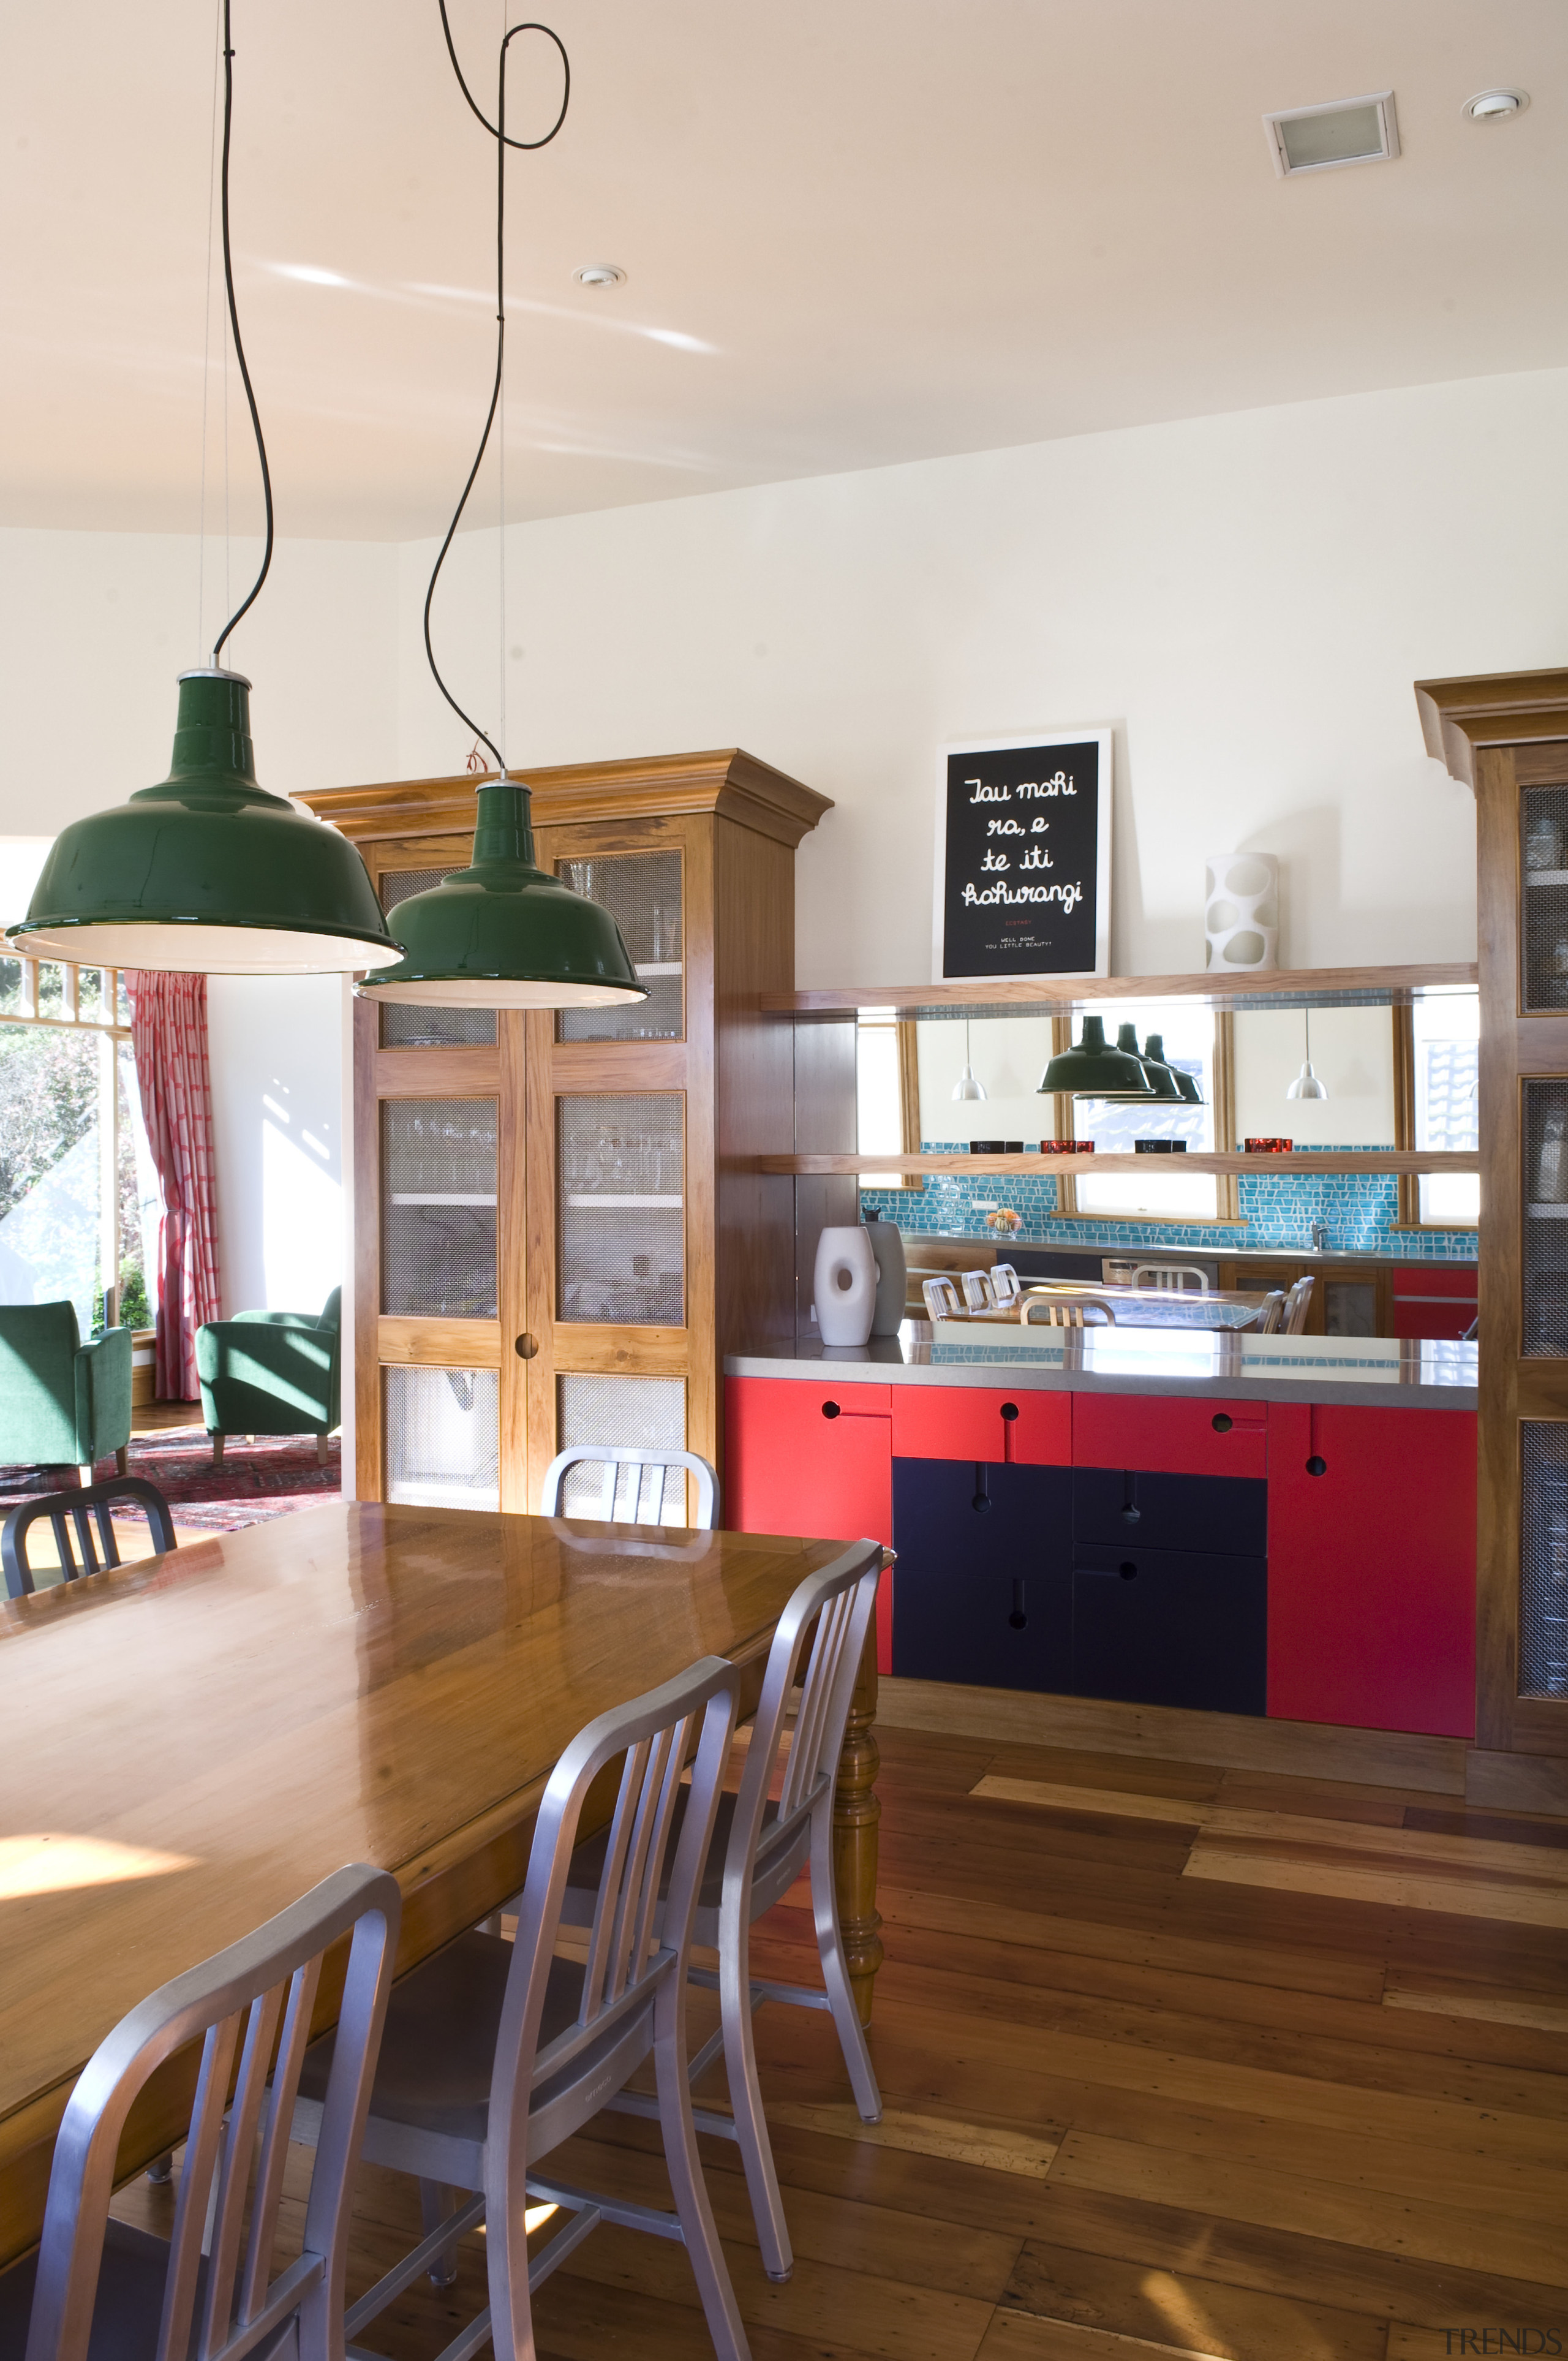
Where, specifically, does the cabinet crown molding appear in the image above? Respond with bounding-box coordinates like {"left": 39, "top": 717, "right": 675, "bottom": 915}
{"left": 296, "top": 748, "right": 832, "bottom": 849}
{"left": 1415, "top": 667, "right": 1568, "bottom": 789}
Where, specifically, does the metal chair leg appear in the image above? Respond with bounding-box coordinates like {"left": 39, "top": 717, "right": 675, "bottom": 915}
{"left": 145, "top": 2150, "right": 174, "bottom": 2185}
{"left": 652, "top": 1975, "right": 750, "bottom": 2361}
{"left": 418, "top": 2179, "right": 462, "bottom": 2289}
{"left": 809, "top": 1794, "right": 882, "bottom": 2123}
{"left": 719, "top": 1891, "right": 794, "bottom": 2281}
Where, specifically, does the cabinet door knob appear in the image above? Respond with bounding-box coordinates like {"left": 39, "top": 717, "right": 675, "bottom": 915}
{"left": 1212, "top": 1413, "right": 1233, "bottom": 1432}
{"left": 1306, "top": 1454, "right": 1327, "bottom": 1476}
{"left": 1000, "top": 1402, "right": 1019, "bottom": 1421}
{"left": 514, "top": 1333, "right": 538, "bottom": 1360}
{"left": 821, "top": 1400, "right": 841, "bottom": 1419}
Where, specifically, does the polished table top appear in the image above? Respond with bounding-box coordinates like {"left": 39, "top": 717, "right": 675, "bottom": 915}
{"left": 1011, "top": 1283, "right": 1270, "bottom": 1331}
{"left": 0, "top": 1500, "right": 849, "bottom": 2254}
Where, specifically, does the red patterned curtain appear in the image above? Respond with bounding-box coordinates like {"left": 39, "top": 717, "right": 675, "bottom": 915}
{"left": 125, "top": 973, "right": 222, "bottom": 1400}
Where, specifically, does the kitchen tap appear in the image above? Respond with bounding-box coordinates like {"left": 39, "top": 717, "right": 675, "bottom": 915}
{"left": 1310, "top": 1219, "right": 1329, "bottom": 1252}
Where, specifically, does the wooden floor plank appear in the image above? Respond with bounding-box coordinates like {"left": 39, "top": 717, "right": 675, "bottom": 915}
{"left": 1000, "top": 2238, "right": 1388, "bottom": 2361}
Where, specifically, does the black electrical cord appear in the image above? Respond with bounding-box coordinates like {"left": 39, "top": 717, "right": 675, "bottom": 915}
{"left": 423, "top": 16, "right": 570, "bottom": 772}
{"left": 211, "top": 0, "right": 275, "bottom": 665}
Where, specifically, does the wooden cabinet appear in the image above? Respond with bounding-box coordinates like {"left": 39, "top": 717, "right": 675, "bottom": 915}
{"left": 1267, "top": 1403, "right": 1475, "bottom": 1738}
{"left": 300, "top": 754, "right": 829, "bottom": 1523}
{"left": 1419, "top": 670, "right": 1568, "bottom": 1782}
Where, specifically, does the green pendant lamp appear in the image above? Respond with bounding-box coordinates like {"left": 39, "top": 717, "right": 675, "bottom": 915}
{"left": 1143, "top": 1030, "right": 1205, "bottom": 1105}
{"left": 1038, "top": 1016, "right": 1154, "bottom": 1098}
{"left": 9, "top": 2, "right": 399, "bottom": 980}
{"left": 360, "top": 15, "right": 643, "bottom": 1014}
{"left": 1093, "top": 1022, "right": 1190, "bottom": 1105}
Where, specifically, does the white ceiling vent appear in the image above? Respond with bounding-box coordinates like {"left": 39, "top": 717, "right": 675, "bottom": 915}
{"left": 1263, "top": 92, "right": 1400, "bottom": 178}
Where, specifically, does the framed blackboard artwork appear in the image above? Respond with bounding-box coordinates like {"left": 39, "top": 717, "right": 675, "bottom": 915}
{"left": 932, "top": 730, "right": 1112, "bottom": 983}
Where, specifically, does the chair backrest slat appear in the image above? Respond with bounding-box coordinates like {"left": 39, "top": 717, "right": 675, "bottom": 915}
{"left": 23, "top": 1866, "right": 399, "bottom": 2361}
{"left": 4, "top": 1478, "right": 176, "bottom": 1601}
{"left": 990, "top": 1264, "right": 1021, "bottom": 1307}
{"left": 921, "top": 1275, "right": 962, "bottom": 1321}
{"left": 1020, "top": 1296, "right": 1115, "bottom": 1327}
{"left": 540, "top": 1446, "right": 718, "bottom": 1531}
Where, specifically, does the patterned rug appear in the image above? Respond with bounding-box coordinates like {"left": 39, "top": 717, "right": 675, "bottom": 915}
{"left": 0, "top": 1427, "right": 342, "bottom": 1533}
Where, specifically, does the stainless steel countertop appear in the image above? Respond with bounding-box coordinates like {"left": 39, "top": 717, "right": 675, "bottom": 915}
{"left": 725, "top": 1323, "right": 1477, "bottom": 1408}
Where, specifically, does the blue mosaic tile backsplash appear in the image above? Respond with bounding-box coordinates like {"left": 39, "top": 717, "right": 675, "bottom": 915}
{"left": 859, "top": 1143, "right": 1477, "bottom": 1262}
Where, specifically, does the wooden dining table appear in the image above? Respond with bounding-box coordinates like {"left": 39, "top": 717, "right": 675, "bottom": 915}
{"left": 0, "top": 1500, "right": 882, "bottom": 2270}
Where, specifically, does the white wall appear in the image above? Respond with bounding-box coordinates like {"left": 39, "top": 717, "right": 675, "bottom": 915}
{"left": 394, "top": 368, "right": 1568, "bottom": 986}
{"left": 1233, "top": 1006, "right": 1397, "bottom": 1147}
{"left": 205, "top": 973, "right": 349, "bottom": 1320}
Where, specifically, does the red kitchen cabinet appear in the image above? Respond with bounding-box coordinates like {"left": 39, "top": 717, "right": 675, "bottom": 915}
{"left": 1072, "top": 1394, "right": 1268, "bottom": 1480}
{"left": 725, "top": 1377, "right": 894, "bottom": 1671}
{"left": 890, "top": 1385, "right": 1071, "bottom": 1467}
{"left": 1389, "top": 1264, "right": 1478, "bottom": 1342}
{"left": 1268, "top": 1403, "right": 1475, "bottom": 1737}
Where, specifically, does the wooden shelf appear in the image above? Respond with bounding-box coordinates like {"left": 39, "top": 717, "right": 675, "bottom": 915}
{"left": 760, "top": 1150, "right": 1480, "bottom": 1177}
{"left": 763, "top": 962, "right": 1478, "bottom": 1018}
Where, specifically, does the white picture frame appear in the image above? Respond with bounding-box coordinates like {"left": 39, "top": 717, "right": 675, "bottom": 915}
{"left": 933, "top": 728, "right": 1113, "bottom": 984}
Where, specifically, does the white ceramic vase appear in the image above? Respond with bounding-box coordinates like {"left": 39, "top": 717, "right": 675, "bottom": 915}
{"left": 1204, "top": 852, "right": 1279, "bottom": 971}
{"left": 813, "top": 1225, "right": 878, "bottom": 1347}
{"left": 862, "top": 1220, "right": 908, "bottom": 1335}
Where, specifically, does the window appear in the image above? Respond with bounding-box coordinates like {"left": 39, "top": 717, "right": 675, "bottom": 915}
{"left": 0, "top": 954, "right": 157, "bottom": 1335}
{"left": 1407, "top": 989, "right": 1480, "bottom": 1226}
{"left": 1066, "top": 1000, "right": 1223, "bottom": 1221}
{"left": 857, "top": 1010, "right": 921, "bottom": 1188}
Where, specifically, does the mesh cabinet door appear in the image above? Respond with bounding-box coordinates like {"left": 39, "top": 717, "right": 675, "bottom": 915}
{"left": 386, "top": 1366, "right": 500, "bottom": 1511}
{"left": 557, "top": 1093, "right": 684, "bottom": 1326}
{"left": 556, "top": 851, "right": 682, "bottom": 1041}
{"left": 556, "top": 1373, "right": 686, "bottom": 1517}
{"left": 1521, "top": 789, "right": 1568, "bottom": 1014}
{"left": 1521, "top": 1422, "right": 1568, "bottom": 1699}
{"left": 1523, "top": 1081, "right": 1568, "bottom": 1356}
{"left": 382, "top": 1100, "right": 499, "bottom": 1318}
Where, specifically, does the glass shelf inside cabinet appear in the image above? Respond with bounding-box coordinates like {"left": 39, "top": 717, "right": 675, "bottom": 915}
{"left": 382, "top": 1100, "right": 498, "bottom": 1318}
{"left": 558, "top": 1092, "right": 684, "bottom": 1324}
{"left": 556, "top": 851, "right": 682, "bottom": 1041}
{"left": 1523, "top": 1080, "right": 1568, "bottom": 1354}
{"left": 1521, "top": 788, "right": 1568, "bottom": 1011}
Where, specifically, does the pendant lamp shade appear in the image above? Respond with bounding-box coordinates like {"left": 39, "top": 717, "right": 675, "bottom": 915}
{"left": 1285, "top": 1010, "right": 1329, "bottom": 1101}
{"left": 952, "top": 1018, "right": 987, "bottom": 1101}
{"left": 1095, "top": 1022, "right": 1185, "bottom": 1105}
{"left": 358, "top": 777, "right": 646, "bottom": 1009}
{"left": 1142, "top": 1030, "right": 1205, "bottom": 1105}
{"left": 1038, "top": 1015, "right": 1153, "bottom": 1098}
{"left": 10, "top": 671, "right": 400, "bottom": 974}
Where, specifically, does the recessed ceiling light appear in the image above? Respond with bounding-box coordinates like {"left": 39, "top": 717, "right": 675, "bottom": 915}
{"left": 1263, "top": 91, "right": 1400, "bottom": 178}
{"left": 1463, "top": 88, "right": 1529, "bottom": 122}
{"left": 572, "top": 263, "right": 626, "bottom": 289}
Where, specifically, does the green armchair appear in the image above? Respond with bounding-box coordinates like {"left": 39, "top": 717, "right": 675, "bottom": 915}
{"left": 0, "top": 1303, "right": 133, "bottom": 1482}
{"left": 196, "top": 1287, "right": 342, "bottom": 1467}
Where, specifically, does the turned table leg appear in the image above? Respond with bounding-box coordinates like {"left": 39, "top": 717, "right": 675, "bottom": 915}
{"left": 832, "top": 1620, "right": 883, "bottom": 2025}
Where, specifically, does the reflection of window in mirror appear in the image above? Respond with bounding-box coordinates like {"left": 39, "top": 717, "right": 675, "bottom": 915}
{"left": 1398, "top": 989, "right": 1480, "bottom": 1228}
{"left": 1068, "top": 1000, "right": 1221, "bottom": 1220}
{"left": 857, "top": 1010, "right": 921, "bottom": 1188}
{"left": 1233, "top": 1005, "right": 1396, "bottom": 1148}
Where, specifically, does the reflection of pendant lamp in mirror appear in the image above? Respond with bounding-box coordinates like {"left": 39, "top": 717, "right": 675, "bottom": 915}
{"left": 1144, "top": 1032, "right": 1205, "bottom": 1105}
{"left": 10, "top": 1, "right": 400, "bottom": 978}
{"left": 952, "top": 1018, "right": 987, "bottom": 1101}
{"left": 358, "top": 15, "right": 644, "bottom": 1014}
{"left": 1038, "top": 1016, "right": 1153, "bottom": 1097}
{"left": 1096, "top": 1022, "right": 1186, "bottom": 1105}
{"left": 1286, "top": 1010, "right": 1329, "bottom": 1100}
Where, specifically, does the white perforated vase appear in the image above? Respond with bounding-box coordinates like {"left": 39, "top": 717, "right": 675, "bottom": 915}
{"left": 1204, "top": 852, "right": 1279, "bottom": 971}
{"left": 813, "top": 1226, "right": 878, "bottom": 1347}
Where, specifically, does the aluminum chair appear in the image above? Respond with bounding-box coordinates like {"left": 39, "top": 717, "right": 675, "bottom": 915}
{"left": 540, "top": 1445, "right": 718, "bottom": 1529}
{"left": 1131, "top": 1263, "right": 1209, "bottom": 1292}
{"left": 293, "top": 1656, "right": 749, "bottom": 2361}
{"left": 958, "top": 1269, "right": 996, "bottom": 1312}
{"left": 1020, "top": 1296, "right": 1115, "bottom": 1326}
{"left": 921, "top": 1275, "right": 962, "bottom": 1321}
{"left": 1283, "top": 1275, "right": 1316, "bottom": 1334}
{"left": 989, "top": 1263, "right": 1022, "bottom": 1307}
{"left": 0, "top": 1863, "right": 399, "bottom": 2361}
{"left": 562, "top": 1538, "right": 884, "bottom": 2284}
{"left": 1, "top": 1476, "right": 176, "bottom": 1601}
{"left": 1252, "top": 1289, "right": 1287, "bottom": 1333}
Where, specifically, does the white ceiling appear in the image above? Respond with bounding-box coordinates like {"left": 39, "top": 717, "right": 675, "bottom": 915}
{"left": 4, "top": 0, "right": 1566, "bottom": 540}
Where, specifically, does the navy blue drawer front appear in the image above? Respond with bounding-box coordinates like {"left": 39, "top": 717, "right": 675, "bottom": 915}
{"left": 1073, "top": 1467, "right": 1267, "bottom": 1557}
{"left": 892, "top": 1457, "right": 1072, "bottom": 1691}
{"left": 1072, "top": 1543, "right": 1267, "bottom": 1716}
